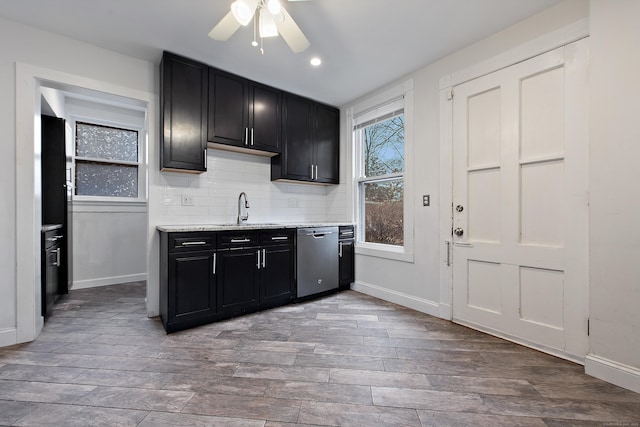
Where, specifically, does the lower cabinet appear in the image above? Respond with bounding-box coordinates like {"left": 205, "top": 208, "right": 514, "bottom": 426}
{"left": 339, "top": 226, "right": 355, "bottom": 289}
{"left": 169, "top": 251, "right": 217, "bottom": 320}
{"left": 260, "top": 244, "right": 295, "bottom": 306}
{"left": 160, "top": 229, "right": 295, "bottom": 333}
{"left": 217, "top": 248, "right": 260, "bottom": 314}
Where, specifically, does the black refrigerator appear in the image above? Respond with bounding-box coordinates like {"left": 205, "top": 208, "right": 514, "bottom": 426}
{"left": 41, "top": 115, "right": 71, "bottom": 316}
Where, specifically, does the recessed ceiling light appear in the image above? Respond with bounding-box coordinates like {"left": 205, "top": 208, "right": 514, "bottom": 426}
{"left": 310, "top": 57, "right": 322, "bottom": 66}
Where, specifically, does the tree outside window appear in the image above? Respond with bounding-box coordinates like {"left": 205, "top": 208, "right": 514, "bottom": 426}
{"left": 358, "top": 113, "right": 405, "bottom": 246}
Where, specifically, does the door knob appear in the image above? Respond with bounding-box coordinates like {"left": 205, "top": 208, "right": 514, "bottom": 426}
{"left": 454, "top": 228, "right": 464, "bottom": 237}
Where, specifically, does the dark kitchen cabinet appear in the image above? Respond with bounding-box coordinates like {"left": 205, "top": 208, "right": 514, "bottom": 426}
{"left": 217, "top": 248, "right": 260, "bottom": 314}
{"left": 41, "top": 115, "right": 70, "bottom": 299}
{"left": 272, "top": 93, "right": 339, "bottom": 184}
{"left": 160, "top": 232, "right": 217, "bottom": 332}
{"left": 161, "top": 52, "right": 208, "bottom": 173}
{"left": 217, "top": 228, "right": 294, "bottom": 314}
{"left": 260, "top": 229, "right": 295, "bottom": 306}
{"left": 208, "top": 68, "right": 281, "bottom": 154}
{"left": 339, "top": 226, "right": 355, "bottom": 289}
{"left": 158, "top": 227, "right": 297, "bottom": 333}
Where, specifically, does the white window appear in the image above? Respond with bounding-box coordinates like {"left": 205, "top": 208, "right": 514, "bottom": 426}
{"left": 354, "top": 97, "right": 405, "bottom": 247}
{"left": 73, "top": 121, "right": 142, "bottom": 199}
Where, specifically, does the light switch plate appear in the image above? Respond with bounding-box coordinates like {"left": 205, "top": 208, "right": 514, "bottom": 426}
{"left": 423, "top": 195, "right": 430, "bottom": 206}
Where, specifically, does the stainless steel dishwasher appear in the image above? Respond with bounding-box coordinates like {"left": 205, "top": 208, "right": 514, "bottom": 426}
{"left": 297, "top": 227, "right": 339, "bottom": 298}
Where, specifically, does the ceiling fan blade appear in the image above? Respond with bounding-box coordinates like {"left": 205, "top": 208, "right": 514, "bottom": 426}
{"left": 275, "top": 8, "right": 310, "bottom": 53}
{"left": 208, "top": 11, "right": 241, "bottom": 41}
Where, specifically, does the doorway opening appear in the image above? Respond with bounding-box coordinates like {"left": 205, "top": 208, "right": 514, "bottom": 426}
{"left": 15, "top": 63, "right": 153, "bottom": 344}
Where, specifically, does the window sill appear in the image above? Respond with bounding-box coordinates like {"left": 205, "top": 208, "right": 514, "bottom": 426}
{"left": 355, "top": 242, "right": 414, "bottom": 263}
{"left": 71, "top": 198, "right": 147, "bottom": 213}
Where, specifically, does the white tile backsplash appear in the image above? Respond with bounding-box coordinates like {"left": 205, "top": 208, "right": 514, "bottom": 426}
{"left": 157, "top": 149, "right": 347, "bottom": 225}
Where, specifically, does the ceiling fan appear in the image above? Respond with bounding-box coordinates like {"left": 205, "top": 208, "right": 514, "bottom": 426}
{"left": 209, "top": 0, "right": 311, "bottom": 54}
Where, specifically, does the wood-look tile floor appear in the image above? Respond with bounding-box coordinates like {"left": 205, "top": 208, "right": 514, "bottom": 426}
{"left": 1, "top": 282, "right": 639, "bottom": 426}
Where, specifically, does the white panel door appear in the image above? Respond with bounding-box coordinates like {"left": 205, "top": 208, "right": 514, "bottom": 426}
{"left": 452, "top": 39, "right": 589, "bottom": 360}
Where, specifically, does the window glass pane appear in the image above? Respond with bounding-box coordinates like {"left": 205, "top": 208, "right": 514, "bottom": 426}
{"left": 76, "top": 122, "right": 138, "bottom": 162}
{"left": 363, "top": 114, "right": 404, "bottom": 177}
{"left": 363, "top": 179, "right": 404, "bottom": 245}
{"left": 75, "top": 161, "right": 138, "bottom": 198}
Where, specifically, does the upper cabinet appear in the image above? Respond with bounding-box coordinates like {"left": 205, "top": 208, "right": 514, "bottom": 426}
{"left": 208, "top": 68, "right": 281, "bottom": 155}
{"left": 272, "top": 93, "right": 339, "bottom": 184}
{"left": 160, "top": 52, "right": 208, "bottom": 173}
{"left": 160, "top": 51, "right": 339, "bottom": 182}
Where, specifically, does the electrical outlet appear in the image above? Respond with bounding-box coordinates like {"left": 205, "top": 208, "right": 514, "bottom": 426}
{"left": 181, "top": 194, "right": 195, "bottom": 206}
{"left": 423, "top": 194, "right": 430, "bottom": 207}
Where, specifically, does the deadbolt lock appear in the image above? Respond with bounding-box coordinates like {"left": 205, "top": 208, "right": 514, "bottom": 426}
{"left": 456, "top": 205, "right": 464, "bottom": 213}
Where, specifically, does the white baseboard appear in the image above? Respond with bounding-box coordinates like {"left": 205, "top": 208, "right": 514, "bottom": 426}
{"left": 72, "top": 273, "right": 147, "bottom": 290}
{"left": 585, "top": 354, "right": 640, "bottom": 394}
{"left": 0, "top": 328, "right": 17, "bottom": 348}
{"left": 351, "top": 280, "right": 440, "bottom": 318}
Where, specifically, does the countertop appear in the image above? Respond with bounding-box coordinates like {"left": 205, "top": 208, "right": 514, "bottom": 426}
{"left": 156, "top": 222, "right": 354, "bottom": 232}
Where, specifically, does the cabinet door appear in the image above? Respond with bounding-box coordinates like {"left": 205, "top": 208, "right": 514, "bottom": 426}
{"left": 278, "top": 94, "right": 314, "bottom": 181}
{"left": 261, "top": 245, "right": 294, "bottom": 304}
{"left": 217, "top": 249, "right": 260, "bottom": 313}
{"left": 339, "top": 240, "right": 355, "bottom": 288}
{"left": 168, "top": 251, "right": 216, "bottom": 321}
{"left": 161, "top": 52, "right": 207, "bottom": 172}
{"left": 249, "top": 83, "right": 281, "bottom": 153}
{"left": 314, "top": 104, "right": 339, "bottom": 184}
{"left": 208, "top": 69, "right": 248, "bottom": 147}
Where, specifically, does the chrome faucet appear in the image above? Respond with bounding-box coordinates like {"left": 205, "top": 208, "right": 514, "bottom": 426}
{"left": 237, "top": 192, "right": 250, "bottom": 224}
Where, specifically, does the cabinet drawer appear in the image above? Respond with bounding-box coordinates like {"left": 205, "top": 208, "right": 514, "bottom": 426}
{"left": 339, "top": 226, "right": 354, "bottom": 240}
{"left": 169, "top": 233, "right": 216, "bottom": 253}
{"left": 218, "top": 230, "right": 260, "bottom": 248}
{"left": 260, "top": 229, "right": 294, "bottom": 245}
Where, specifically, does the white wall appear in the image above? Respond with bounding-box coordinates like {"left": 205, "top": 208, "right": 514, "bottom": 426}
{"left": 0, "top": 16, "right": 155, "bottom": 346}
{"left": 345, "top": 0, "right": 590, "bottom": 316}
{"left": 585, "top": 0, "right": 640, "bottom": 393}
{"left": 71, "top": 204, "right": 147, "bottom": 289}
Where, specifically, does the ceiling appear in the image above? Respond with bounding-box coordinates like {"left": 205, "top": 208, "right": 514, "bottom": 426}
{"left": 0, "top": 0, "right": 562, "bottom": 106}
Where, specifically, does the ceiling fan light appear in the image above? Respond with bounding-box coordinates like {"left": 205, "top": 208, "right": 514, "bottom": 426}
{"left": 259, "top": 8, "right": 278, "bottom": 38}
{"left": 231, "top": 0, "right": 258, "bottom": 26}
{"left": 266, "top": 0, "right": 281, "bottom": 15}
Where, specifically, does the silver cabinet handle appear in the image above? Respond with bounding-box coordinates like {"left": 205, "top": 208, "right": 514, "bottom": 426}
{"left": 230, "top": 238, "right": 251, "bottom": 243}
{"left": 181, "top": 241, "right": 207, "bottom": 246}
{"left": 251, "top": 128, "right": 254, "bottom": 146}
{"left": 204, "top": 148, "right": 207, "bottom": 169}
{"left": 245, "top": 128, "right": 249, "bottom": 145}
{"left": 310, "top": 164, "right": 314, "bottom": 180}
{"left": 257, "top": 249, "right": 261, "bottom": 269}
{"left": 314, "top": 165, "right": 318, "bottom": 180}
{"left": 262, "top": 249, "right": 266, "bottom": 268}
{"left": 271, "top": 236, "right": 288, "bottom": 241}
{"left": 212, "top": 252, "right": 217, "bottom": 275}
{"left": 54, "top": 248, "right": 61, "bottom": 267}
{"left": 339, "top": 241, "right": 343, "bottom": 258}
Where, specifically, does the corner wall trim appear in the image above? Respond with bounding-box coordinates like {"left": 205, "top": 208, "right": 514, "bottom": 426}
{"left": 351, "top": 280, "right": 440, "bottom": 318}
{"left": 72, "top": 273, "right": 147, "bottom": 290}
{"left": 585, "top": 354, "right": 640, "bottom": 394}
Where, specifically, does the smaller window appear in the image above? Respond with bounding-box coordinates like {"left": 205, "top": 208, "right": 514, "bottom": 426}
{"left": 74, "top": 122, "right": 140, "bottom": 198}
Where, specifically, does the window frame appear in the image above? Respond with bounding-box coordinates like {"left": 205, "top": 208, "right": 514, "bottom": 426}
{"left": 351, "top": 81, "right": 415, "bottom": 263}
{"left": 69, "top": 115, "right": 146, "bottom": 204}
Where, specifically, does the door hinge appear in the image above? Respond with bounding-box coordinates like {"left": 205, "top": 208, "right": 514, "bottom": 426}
{"left": 447, "top": 88, "right": 454, "bottom": 100}
{"left": 587, "top": 318, "right": 590, "bottom": 336}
